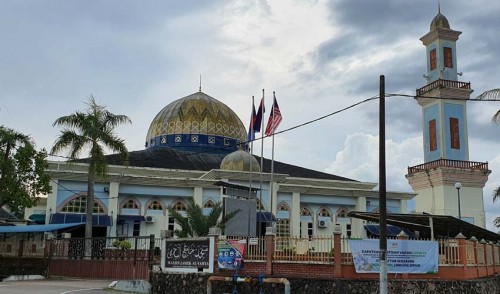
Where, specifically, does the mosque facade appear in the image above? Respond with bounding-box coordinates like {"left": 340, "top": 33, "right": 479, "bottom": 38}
{"left": 35, "top": 89, "right": 413, "bottom": 239}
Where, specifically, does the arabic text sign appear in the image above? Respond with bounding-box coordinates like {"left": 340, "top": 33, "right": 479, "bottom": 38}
{"left": 348, "top": 239, "right": 438, "bottom": 274}
{"left": 165, "top": 239, "right": 210, "bottom": 268}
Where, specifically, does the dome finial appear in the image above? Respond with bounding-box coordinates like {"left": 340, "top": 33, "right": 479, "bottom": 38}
{"left": 438, "top": 0, "right": 441, "bottom": 14}
{"left": 199, "top": 75, "right": 202, "bottom": 92}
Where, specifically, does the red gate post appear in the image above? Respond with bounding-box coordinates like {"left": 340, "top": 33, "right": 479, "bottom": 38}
{"left": 333, "top": 224, "right": 342, "bottom": 278}
{"left": 265, "top": 227, "right": 275, "bottom": 275}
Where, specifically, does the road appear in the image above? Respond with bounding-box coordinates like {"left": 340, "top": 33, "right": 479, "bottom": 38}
{"left": 0, "top": 278, "right": 132, "bottom": 294}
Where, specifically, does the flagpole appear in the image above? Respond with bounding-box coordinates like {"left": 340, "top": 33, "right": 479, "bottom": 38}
{"left": 269, "top": 91, "right": 276, "bottom": 217}
{"left": 259, "top": 89, "right": 265, "bottom": 237}
{"left": 248, "top": 96, "right": 255, "bottom": 237}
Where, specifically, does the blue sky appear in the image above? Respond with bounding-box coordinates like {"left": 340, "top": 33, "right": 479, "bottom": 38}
{"left": 1, "top": 0, "right": 499, "bottom": 230}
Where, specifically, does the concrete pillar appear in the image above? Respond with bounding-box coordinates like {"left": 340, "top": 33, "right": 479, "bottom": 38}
{"left": 456, "top": 233, "right": 467, "bottom": 275}
{"left": 291, "top": 192, "right": 300, "bottom": 236}
{"left": 108, "top": 182, "right": 120, "bottom": 238}
{"left": 193, "top": 187, "right": 203, "bottom": 205}
{"left": 46, "top": 180, "right": 59, "bottom": 224}
{"left": 333, "top": 225, "right": 342, "bottom": 278}
{"left": 265, "top": 228, "right": 275, "bottom": 275}
{"left": 353, "top": 197, "right": 367, "bottom": 237}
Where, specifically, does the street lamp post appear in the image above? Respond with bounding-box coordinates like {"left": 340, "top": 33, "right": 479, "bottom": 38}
{"left": 455, "top": 182, "right": 462, "bottom": 232}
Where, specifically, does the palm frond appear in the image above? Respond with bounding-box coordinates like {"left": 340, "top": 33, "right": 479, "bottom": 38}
{"left": 493, "top": 186, "right": 500, "bottom": 203}
{"left": 493, "top": 110, "right": 500, "bottom": 125}
{"left": 475, "top": 89, "right": 500, "bottom": 101}
{"left": 494, "top": 217, "right": 500, "bottom": 228}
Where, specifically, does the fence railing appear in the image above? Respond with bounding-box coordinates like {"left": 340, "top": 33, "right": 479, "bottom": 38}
{"left": 408, "top": 159, "right": 488, "bottom": 175}
{"left": 416, "top": 79, "right": 471, "bottom": 96}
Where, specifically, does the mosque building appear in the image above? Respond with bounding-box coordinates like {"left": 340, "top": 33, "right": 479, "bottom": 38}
{"left": 26, "top": 8, "right": 492, "bottom": 240}
{"left": 36, "top": 89, "right": 413, "bottom": 239}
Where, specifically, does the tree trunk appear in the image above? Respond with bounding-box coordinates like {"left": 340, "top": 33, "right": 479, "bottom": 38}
{"left": 84, "top": 171, "right": 95, "bottom": 259}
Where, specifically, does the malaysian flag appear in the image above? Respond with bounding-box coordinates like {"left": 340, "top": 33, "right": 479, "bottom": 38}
{"left": 254, "top": 97, "right": 264, "bottom": 133}
{"left": 247, "top": 101, "right": 257, "bottom": 141}
{"left": 265, "top": 94, "right": 282, "bottom": 136}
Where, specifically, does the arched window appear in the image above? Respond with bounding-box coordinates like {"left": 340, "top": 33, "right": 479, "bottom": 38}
{"left": 336, "top": 207, "right": 349, "bottom": 218}
{"left": 318, "top": 207, "right": 332, "bottom": 217}
{"left": 61, "top": 194, "right": 105, "bottom": 214}
{"left": 300, "top": 207, "right": 312, "bottom": 216}
{"left": 203, "top": 200, "right": 216, "bottom": 209}
{"left": 147, "top": 200, "right": 164, "bottom": 210}
{"left": 171, "top": 200, "right": 187, "bottom": 211}
{"left": 276, "top": 202, "right": 290, "bottom": 240}
{"left": 122, "top": 199, "right": 139, "bottom": 209}
{"left": 300, "top": 206, "right": 313, "bottom": 239}
{"left": 256, "top": 199, "right": 265, "bottom": 210}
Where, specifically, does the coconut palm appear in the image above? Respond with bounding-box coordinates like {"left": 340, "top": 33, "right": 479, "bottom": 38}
{"left": 168, "top": 197, "right": 240, "bottom": 237}
{"left": 51, "top": 96, "right": 131, "bottom": 243}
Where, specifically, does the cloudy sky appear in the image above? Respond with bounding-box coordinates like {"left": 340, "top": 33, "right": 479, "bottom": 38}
{"left": 1, "top": 0, "right": 499, "bottom": 230}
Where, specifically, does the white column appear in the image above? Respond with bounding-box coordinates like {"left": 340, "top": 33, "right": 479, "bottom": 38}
{"left": 194, "top": 187, "right": 203, "bottom": 206}
{"left": 353, "top": 196, "right": 367, "bottom": 237}
{"left": 291, "top": 192, "right": 301, "bottom": 236}
{"left": 108, "top": 182, "right": 120, "bottom": 238}
{"left": 46, "top": 180, "right": 59, "bottom": 224}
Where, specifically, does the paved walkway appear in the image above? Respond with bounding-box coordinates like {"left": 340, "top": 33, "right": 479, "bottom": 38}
{"left": 0, "top": 278, "right": 128, "bottom": 294}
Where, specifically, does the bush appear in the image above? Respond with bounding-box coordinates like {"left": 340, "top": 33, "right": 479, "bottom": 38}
{"left": 112, "top": 240, "right": 132, "bottom": 250}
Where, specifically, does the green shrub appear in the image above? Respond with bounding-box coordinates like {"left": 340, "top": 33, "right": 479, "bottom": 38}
{"left": 112, "top": 240, "right": 132, "bottom": 250}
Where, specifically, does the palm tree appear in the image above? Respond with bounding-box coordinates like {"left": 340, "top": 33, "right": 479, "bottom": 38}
{"left": 168, "top": 197, "right": 240, "bottom": 237}
{"left": 51, "top": 96, "right": 131, "bottom": 244}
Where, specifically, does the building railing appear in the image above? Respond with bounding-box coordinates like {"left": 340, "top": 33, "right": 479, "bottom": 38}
{"left": 416, "top": 79, "right": 471, "bottom": 96}
{"left": 408, "top": 159, "right": 489, "bottom": 175}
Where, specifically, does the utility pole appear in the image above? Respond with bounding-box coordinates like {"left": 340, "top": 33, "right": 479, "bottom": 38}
{"left": 379, "top": 75, "right": 388, "bottom": 294}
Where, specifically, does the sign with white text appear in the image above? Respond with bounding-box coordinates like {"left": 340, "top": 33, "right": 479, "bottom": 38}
{"left": 348, "top": 239, "right": 438, "bottom": 274}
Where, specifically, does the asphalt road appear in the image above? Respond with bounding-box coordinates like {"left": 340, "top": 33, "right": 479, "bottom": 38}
{"left": 0, "top": 278, "right": 131, "bottom": 294}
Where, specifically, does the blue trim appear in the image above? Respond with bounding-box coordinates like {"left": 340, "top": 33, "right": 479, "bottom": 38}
{"left": 50, "top": 213, "right": 112, "bottom": 227}
{"left": 0, "top": 222, "right": 85, "bottom": 233}
{"left": 147, "top": 134, "right": 244, "bottom": 154}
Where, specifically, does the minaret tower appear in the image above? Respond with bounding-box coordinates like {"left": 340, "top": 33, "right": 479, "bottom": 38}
{"left": 406, "top": 8, "right": 491, "bottom": 228}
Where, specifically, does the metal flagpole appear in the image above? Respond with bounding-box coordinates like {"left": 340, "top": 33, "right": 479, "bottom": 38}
{"left": 269, "top": 91, "right": 276, "bottom": 217}
{"left": 258, "top": 89, "right": 265, "bottom": 237}
{"left": 248, "top": 96, "right": 255, "bottom": 237}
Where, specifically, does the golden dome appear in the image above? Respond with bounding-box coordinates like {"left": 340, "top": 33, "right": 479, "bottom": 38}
{"left": 145, "top": 91, "right": 247, "bottom": 154}
{"left": 220, "top": 149, "right": 260, "bottom": 172}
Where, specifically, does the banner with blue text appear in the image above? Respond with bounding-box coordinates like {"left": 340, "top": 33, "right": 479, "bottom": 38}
{"left": 348, "top": 239, "right": 438, "bottom": 274}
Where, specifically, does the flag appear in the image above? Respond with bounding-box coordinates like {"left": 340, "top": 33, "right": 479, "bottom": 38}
{"left": 254, "top": 98, "right": 264, "bottom": 132}
{"left": 265, "top": 95, "right": 282, "bottom": 136}
{"left": 247, "top": 102, "right": 256, "bottom": 141}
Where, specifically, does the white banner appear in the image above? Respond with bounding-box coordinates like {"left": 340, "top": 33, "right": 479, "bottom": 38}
{"left": 348, "top": 239, "right": 438, "bottom": 274}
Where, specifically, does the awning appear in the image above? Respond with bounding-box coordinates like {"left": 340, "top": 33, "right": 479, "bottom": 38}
{"left": 117, "top": 215, "right": 145, "bottom": 222}
{"left": 257, "top": 212, "right": 276, "bottom": 223}
{"left": 50, "top": 213, "right": 112, "bottom": 226}
{"left": 28, "top": 214, "right": 46, "bottom": 224}
{"left": 0, "top": 222, "right": 85, "bottom": 234}
{"left": 364, "top": 224, "right": 416, "bottom": 238}
{"left": 348, "top": 211, "right": 500, "bottom": 242}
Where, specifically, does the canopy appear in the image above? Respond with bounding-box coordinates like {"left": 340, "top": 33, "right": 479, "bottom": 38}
{"left": 0, "top": 222, "right": 85, "bottom": 234}
{"left": 257, "top": 212, "right": 276, "bottom": 223}
{"left": 50, "top": 213, "right": 112, "bottom": 226}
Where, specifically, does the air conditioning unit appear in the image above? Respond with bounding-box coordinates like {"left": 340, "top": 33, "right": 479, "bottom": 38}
{"left": 44, "top": 232, "right": 54, "bottom": 240}
{"left": 318, "top": 219, "right": 329, "bottom": 228}
{"left": 145, "top": 215, "right": 155, "bottom": 223}
{"left": 62, "top": 233, "right": 71, "bottom": 238}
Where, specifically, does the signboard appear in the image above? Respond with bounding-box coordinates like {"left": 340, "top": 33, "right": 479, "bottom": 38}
{"left": 218, "top": 240, "right": 245, "bottom": 270}
{"left": 165, "top": 238, "right": 213, "bottom": 269}
{"left": 348, "top": 239, "right": 438, "bottom": 274}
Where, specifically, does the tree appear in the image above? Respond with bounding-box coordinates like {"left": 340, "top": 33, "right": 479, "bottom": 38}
{"left": 51, "top": 96, "right": 131, "bottom": 241}
{"left": 168, "top": 197, "right": 240, "bottom": 237}
{"left": 0, "top": 126, "right": 51, "bottom": 216}
{"left": 494, "top": 187, "right": 500, "bottom": 228}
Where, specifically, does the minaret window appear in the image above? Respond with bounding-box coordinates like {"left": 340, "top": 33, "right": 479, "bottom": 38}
{"left": 444, "top": 47, "right": 453, "bottom": 68}
{"left": 429, "top": 119, "right": 437, "bottom": 151}
{"left": 450, "top": 117, "right": 460, "bottom": 149}
{"left": 430, "top": 49, "right": 437, "bottom": 70}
